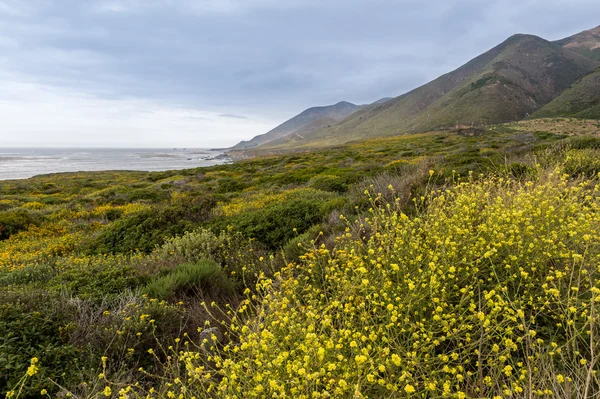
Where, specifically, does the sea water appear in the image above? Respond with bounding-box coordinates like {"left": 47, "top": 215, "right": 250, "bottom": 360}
{"left": 0, "top": 148, "right": 231, "bottom": 180}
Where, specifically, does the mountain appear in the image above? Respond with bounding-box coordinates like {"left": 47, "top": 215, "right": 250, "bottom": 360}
{"left": 533, "top": 67, "right": 600, "bottom": 119}
{"left": 555, "top": 25, "right": 600, "bottom": 61}
{"left": 248, "top": 33, "right": 598, "bottom": 151}
{"left": 231, "top": 101, "right": 362, "bottom": 150}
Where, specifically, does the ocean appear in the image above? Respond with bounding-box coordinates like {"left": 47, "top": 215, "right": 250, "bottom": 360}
{"left": 0, "top": 148, "right": 231, "bottom": 180}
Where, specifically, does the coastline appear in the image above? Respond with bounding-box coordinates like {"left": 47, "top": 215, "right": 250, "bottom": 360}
{"left": 0, "top": 148, "right": 233, "bottom": 181}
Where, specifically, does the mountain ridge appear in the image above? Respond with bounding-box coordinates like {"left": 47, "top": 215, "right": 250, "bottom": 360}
{"left": 233, "top": 26, "right": 600, "bottom": 153}
{"left": 554, "top": 25, "right": 600, "bottom": 60}
{"left": 231, "top": 101, "right": 362, "bottom": 150}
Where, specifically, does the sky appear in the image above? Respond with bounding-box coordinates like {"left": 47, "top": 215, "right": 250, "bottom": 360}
{"left": 0, "top": 0, "right": 599, "bottom": 148}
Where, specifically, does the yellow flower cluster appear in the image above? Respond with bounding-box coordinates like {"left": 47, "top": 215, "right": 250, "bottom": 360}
{"left": 218, "top": 188, "right": 325, "bottom": 217}
{"left": 192, "top": 170, "right": 599, "bottom": 398}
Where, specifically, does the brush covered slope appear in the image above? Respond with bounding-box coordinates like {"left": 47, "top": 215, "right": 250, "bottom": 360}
{"left": 2, "top": 121, "right": 600, "bottom": 398}
{"left": 555, "top": 25, "right": 600, "bottom": 61}
{"left": 533, "top": 67, "right": 600, "bottom": 119}
{"left": 264, "top": 35, "right": 597, "bottom": 150}
{"left": 240, "top": 30, "right": 599, "bottom": 153}
{"left": 231, "top": 101, "right": 362, "bottom": 150}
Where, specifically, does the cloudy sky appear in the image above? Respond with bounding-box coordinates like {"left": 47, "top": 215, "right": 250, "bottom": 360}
{"left": 0, "top": 0, "right": 598, "bottom": 147}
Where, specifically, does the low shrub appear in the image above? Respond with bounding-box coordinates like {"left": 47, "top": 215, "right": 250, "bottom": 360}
{"left": 505, "top": 161, "right": 536, "bottom": 180}
{"left": 309, "top": 175, "right": 349, "bottom": 193}
{"left": 158, "top": 229, "right": 226, "bottom": 264}
{"left": 144, "top": 260, "right": 235, "bottom": 300}
{"left": 282, "top": 224, "right": 326, "bottom": 262}
{"left": 564, "top": 135, "right": 600, "bottom": 150}
{"left": 0, "top": 210, "right": 42, "bottom": 241}
{"left": 0, "top": 289, "right": 80, "bottom": 398}
{"left": 52, "top": 263, "right": 147, "bottom": 300}
{"left": 210, "top": 190, "right": 345, "bottom": 249}
{"left": 87, "top": 196, "right": 216, "bottom": 254}
{"left": 564, "top": 149, "right": 600, "bottom": 177}
{"left": 349, "top": 161, "right": 432, "bottom": 212}
{"left": 157, "top": 228, "right": 272, "bottom": 283}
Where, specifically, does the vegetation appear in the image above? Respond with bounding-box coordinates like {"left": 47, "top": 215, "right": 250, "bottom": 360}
{"left": 0, "top": 122, "right": 599, "bottom": 397}
{"left": 207, "top": 167, "right": 600, "bottom": 398}
{"left": 533, "top": 69, "right": 600, "bottom": 119}
{"left": 144, "top": 260, "right": 234, "bottom": 300}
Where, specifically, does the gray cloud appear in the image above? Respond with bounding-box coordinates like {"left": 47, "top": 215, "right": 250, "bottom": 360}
{"left": 0, "top": 0, "right": 598, "bottom": 146}
{"left": 220, "top": 114, "right": 248, "bottom": 120}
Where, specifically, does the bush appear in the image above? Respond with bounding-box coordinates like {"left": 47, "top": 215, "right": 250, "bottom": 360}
{"left": 309, "top": 175, "right": 348, "bottom": 193}
{"left": 349, "top": 161, "right": 432, "bottom": 212}
{"left": 216, "top": 176, "right": 249, "bottom": 193}
{"left": 87, "top": 197, "right": 215, "bottom": 254}
{"left": 157, "top": 228, "right": 272, "bottom": 282}
{"left": 0, "top": 264, "right": 55, "bottom": 287}
{"left": 51, "top": 263, "right": 147, "bottom": 300}
{"left": 212, "top": 190, "right": 345, "bottom": 249}
{"left": 282, "top": 224, "right": 325, "bottom": 262}
{"left": 564, "top": 135, "right": 600, "bottom": 150}
{"left": 563, "top": 149, "right": 600, "bottom": 177}
{"left": 158, "top": 229, "right": 226, "bottom": 264}
{"left": 505, "top": 162, "right": 535, "bottom": 179}
{"left": 144, "top": 260, "right": 235, "bottom": 300}
{"left": 0, "top": 210, "right": 42, "bottom": 240}
{"left": 0, "top": 290, "right": 80, "bottom": 398}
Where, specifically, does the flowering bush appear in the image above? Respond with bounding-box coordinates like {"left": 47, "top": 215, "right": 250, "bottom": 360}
{"left": 203, "top": 169, "right": 599, "bottom": 398}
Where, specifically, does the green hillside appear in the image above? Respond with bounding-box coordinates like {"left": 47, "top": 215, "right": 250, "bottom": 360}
{"left": 255, "top": 35, "right": 598, "bottom": 151}
{"left": 533, "top": 68, "right": 600, "bottom": 119}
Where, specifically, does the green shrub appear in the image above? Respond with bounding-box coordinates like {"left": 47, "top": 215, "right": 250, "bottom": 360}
{"left": 0, "top": 289, "right": 80, "bottom": 398}
{"left": 505, "top": 162, "right": 535, "bottom": 179}
{"left": 212, "top": 190, "right": 345, "bottom": 249}
{"left": 309, "top": 175, "right": 348, "bottom": 193}
{"left": 564, "top": 135, "right": 600, "bottom": 149}
{"left": 87, "top": 197, "right": 215, "bottom": 254}
{"left": 283, "top": 224, "right": 324, "bottom": 262}
{"left": 0, "top": 264, "right": 55, "bottom": 286}
{"left": 52, "top": 264, "right": 146, "bottom": 300}
{"left": 144, "top": 260, "right": 235, "bottom": 300}
{"left": 216, "top": 177, "right": 248, "bottom": 193}
{"left": 125, "top": 187, "right": 171, "bottom": 203}
{"left": 158, "top": 229, "right": 226, "bottom": 263}
{"left": 0, "top": 210, "right": 42, "bottom": 240}
{"left": 157, "top": 228, "right": 271, "bottom": 282}
{"left": 564, "top": 149, "right": 600, "bottom": 177}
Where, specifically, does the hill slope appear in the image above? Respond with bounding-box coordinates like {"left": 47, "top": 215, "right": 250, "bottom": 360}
{"left": 555, "top": 25, "right": 600, "bottom": 61}
{"left": 257, "top": 34, "right": 598, "bottom": 151}
{"left": 533, "top": 67, "right": 600, "bottom": 119}
{"left": 231, "top": 101, "right": 362, "bottom": 150}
